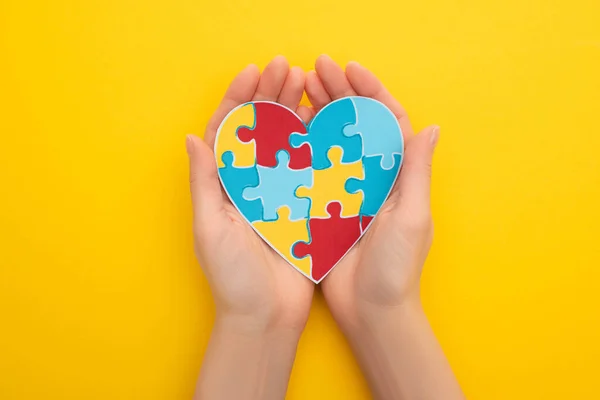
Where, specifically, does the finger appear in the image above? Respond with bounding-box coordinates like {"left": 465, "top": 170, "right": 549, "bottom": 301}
{"left": 394, "top": 126, "right": 439, "bottom": 212}
{"left": 305, "top": 70, "right": 331, "bottom": 110}
{"left": 345, "top": 61, "right": 414, "bottom": 138}
{"left": 278, "top": 66, "right": 305, "bottom": 110}
{"left": 296, "top": 105, "right": 315, "bottom": 124}
{"left": 205, "top": 64, "right": 260, "bottom": 148}
{"left": 253, "top": 55, "right": 289, "bottom": 101}
{"left": 186, "top": 134, "right": 225, "bottom": 220}
{"left": 315, "top": 54, "right": 357, "bottom": 100}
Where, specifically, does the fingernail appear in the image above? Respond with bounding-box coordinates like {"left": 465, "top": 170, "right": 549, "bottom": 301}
{"left": 186, "top": 135, "right": 195, "bottom": 155}
{"left": 272, "top": 55, "right": 288, "bottom": 64}
{"left": 430, "top": 126, "right": 440, "bottom": 147}
{"left": 290, "top": 66, "right": 305, "bottom": 76}
{"left": 347, "top": 60, "right": 361, "bottom": 67}
{"left": 241, "top": 64, "right": 258, "bottom": 76}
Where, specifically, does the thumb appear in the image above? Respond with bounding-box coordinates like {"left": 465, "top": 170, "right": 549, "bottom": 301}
{"left": 186, "top": 134, "right": 224, "bottom": 220}
{"left": 395, "top": 126, "right": 440, "bottom": 212}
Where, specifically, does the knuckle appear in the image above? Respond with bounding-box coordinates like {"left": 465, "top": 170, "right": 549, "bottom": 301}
{"left": 404, "top": 158, "right": 432, "bottom": 178}
{"left": 189, "top": 170, "right": 198, "bottom": 186}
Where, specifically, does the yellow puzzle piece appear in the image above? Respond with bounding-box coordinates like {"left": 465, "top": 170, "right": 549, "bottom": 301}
{"left": 215, "top": 103, "right": 256, "bottom": 168}
{"left": 296, "top": 147, "right": 364, "bottom": 218}
{"left": 252, "top": 206, "right": 311, "bottom": 277}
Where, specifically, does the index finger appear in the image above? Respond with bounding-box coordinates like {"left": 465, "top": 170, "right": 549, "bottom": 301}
{"left": 204, "top": 64, "right": 260, "bottom": 148}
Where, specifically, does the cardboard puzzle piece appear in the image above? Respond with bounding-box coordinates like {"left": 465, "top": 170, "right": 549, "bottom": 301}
{"left": 360, "top": 215, "right": 374, "bottom": 233}
{"left": 215, "top": 103, "right": 256, "bottom": 168}
{"left": 252, "top": 206, "right": 311, "bottom": 277}
{"left": 290, "top": 97, "right": 362, "bottom": 170}
{"left": 218, "top": 152, "right": 263, "bottom": 222}
{"left": 343, "top": 97, "right": 403, "bottom": 169}
{"left": 215, "top": 97, "right": 404, "bottom": 283}
{"left": 243, "top": 150, "right": 313, "bottom": 221}
{"left": 295, "top": 147, "right": 363, "bottom": 218}
{"left": 238, "top": 102, "right": 311, "bottom": 170}
{"left": 345, "top": 153, "right": 402, "bottom": 216}
{"left": 292, "top": 202, "right": 361, "bottom": 282}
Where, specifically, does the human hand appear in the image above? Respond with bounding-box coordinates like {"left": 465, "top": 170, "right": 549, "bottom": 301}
{"left": 303, "top": 56, "right": 464, "bottom": 400}
{"left": 186, "top": 56, "right": 314, "bottom": 336}
{"left": 304, "top": 55, "right": 439, "bottom": 328}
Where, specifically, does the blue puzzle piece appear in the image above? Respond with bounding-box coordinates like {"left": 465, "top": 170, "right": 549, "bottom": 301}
{"left": 290, "top": 97, "right": 362, "bottom": 170}
{"left": 218, "top": 151, "right": 263, "bottom": 222}
{"left": 343, "top": 97, "right": 403, "bottom": 170}
{"left": 242, "top": 150, "right": 313, "bottom": 221}
{"left": 345, "top": 153, "right": 402, "bottom": 216}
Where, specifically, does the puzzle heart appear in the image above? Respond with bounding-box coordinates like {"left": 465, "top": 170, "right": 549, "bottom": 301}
{"left": 215, "top": 96, "right": 403, "bottom": 283}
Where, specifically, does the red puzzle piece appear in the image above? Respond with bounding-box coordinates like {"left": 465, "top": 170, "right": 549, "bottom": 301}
{"left": 360, "top": 215, "right": 374, "bottom": 233}
{"left": 293, "top": 202, "right": 361, "bottom": 282}
{"left": 237, "top": 102, "right": 311, "bottom": 169}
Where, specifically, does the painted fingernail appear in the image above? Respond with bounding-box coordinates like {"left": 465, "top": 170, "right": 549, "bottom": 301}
{"left": 430, "top": 126, "right": 440, "bottom": 146}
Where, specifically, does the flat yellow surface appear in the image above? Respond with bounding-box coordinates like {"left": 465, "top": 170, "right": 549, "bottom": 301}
{"left": 1, "top": 0, "right": 599, "bottom": 398}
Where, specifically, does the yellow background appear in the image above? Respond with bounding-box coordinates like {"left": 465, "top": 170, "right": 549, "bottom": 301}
{"left": 1, "top": 0, "right": 599, "bottom": 398}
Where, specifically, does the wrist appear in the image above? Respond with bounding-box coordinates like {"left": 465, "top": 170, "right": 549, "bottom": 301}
{"left": 214, "top": 311, "right": 305, "bottom": 343}
{"left": 334, "top": 296, "right": 464, "bottom": 400}
{"left": 340, "top": 295, "right": 426, "bottom": 340}
{"left": 333, "top": 300, "right": 429, "bottom": 399}
{"left": 198, "top": 310, "right": 304, "bottom": 400}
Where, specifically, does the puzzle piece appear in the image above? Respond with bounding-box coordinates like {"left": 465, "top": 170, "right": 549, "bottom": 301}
{"left": 292, "top": 202, "right": 361, "bottom": 282}
{"left": 295, "top": 147, "right": 363, "bottom": 218}
{"left": 252, "top": 206, "right": 311, "bottom": 277}
{"left": 290, "top": 97, "right": 362, "bottom": 170}
{"left": 237, "top": 102, "right": 311, "bottom": 170}
{"left": 243, "top": 150, "right": 312, "bottom": 221}
{"left": 343, "top": 97, "right": 403, "bottom": 169}
{"left": 360, "top": 215, "right": 374, "bottom": 233}
{"left": 345, "top": 154, "right": 402, "bottom": 216}
{"left": 218, "top": 152, "right": 263, "bottom": 222}
{"left": 215, "top": 103, "right": 256, "bottom": 168}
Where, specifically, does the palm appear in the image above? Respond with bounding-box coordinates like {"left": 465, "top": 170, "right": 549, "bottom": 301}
{"left": 191, "top": 55, "right": 434, "bottom": 331}
{"left": 192, "top": 57, "right": 315, "bottom": 329}
{"left": 302, "top": 56, "right": 435, "bottom": 323}
{"left": 321, "top": 197, "right": 431, "bottom": 322}
{"left": 213, "top": 201, "right": 313, "bottom": 325}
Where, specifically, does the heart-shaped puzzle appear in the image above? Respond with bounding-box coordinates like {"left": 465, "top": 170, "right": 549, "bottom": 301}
{"left": 215, "top": 96, "right": 403, "bottom": 283}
